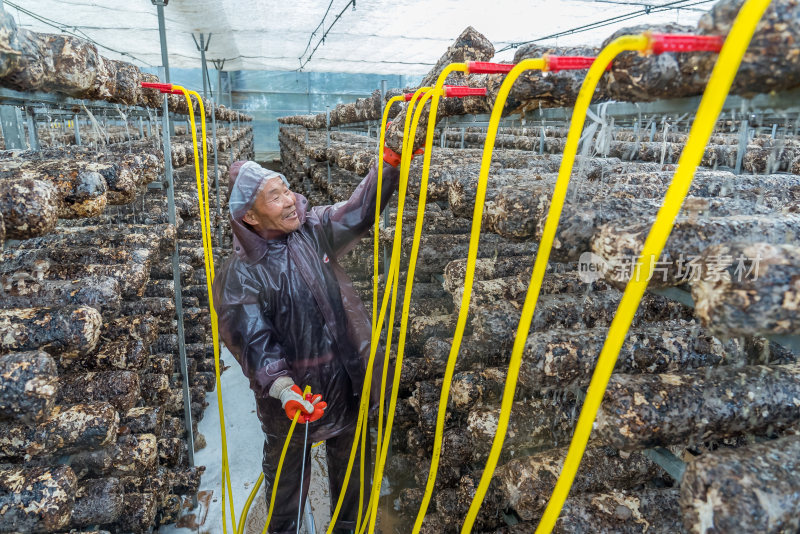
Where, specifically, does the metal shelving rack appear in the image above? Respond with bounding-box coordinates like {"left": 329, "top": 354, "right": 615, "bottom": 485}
{"left": 0, "top": 3, "right": 243, "bottom": 508}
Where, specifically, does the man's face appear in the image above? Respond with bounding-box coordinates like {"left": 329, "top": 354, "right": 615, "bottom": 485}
{"left": 243, "top": 176, "right": 300, "bottom": 234}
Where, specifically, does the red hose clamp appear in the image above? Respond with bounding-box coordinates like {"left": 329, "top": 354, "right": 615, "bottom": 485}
{"left": 444, "top": 85, "right": 487, "bottom": 98}
{"left": 467, "top": 61, "right": 515, "bottom": 74}
{"left": 383, "top": 146, "right": 402, "bottom": 168}
{"left": 546, "top": 55, "right": 609, "bottom": 72}
{"left": 141, "top": 81, "right": 173, "bottom": 92}
{"left": 647, "top": 33, "right": 724, "bottom": 55}
{"left": 404, "top": 91, "right": 431, "bottom": 102}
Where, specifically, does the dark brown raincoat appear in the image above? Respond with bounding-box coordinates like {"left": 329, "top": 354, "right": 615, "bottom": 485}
{"left": 213, "top": 161, "right": 399, "bottom": 533}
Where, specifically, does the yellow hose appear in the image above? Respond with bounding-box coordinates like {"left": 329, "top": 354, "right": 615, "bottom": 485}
{"left": 327, "top": 86, "right": 431, "bottom": 533}
{"left": 534, "top": 2, "right": 771, "bottom": 532}
{"left": 237, "top": 472, "right": 264, "bottom": 534}
{"left": 411, "top": 58, "right": 546, "bottom": 534}
{"left": 175, "top": 86, "right": 237, "bottom": 534}
{"left": 364, "top": 63, "right": 468, "bottom": 534}
{"left": 372, "top": 95, "right": 409, "bottom": 335}
{"left": 357, "top": 87, "right": 436, "bottom": 534}
{"left": 460, "top": 34, "right": 651, "bottom": 534}
{"left": 265, "top": 386, "right": 310, "bottom": 534}
{"left": 364, "top": 92, "right": 430, "bottom": 533}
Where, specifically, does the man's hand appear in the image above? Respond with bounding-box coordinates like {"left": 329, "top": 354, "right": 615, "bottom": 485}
{"left": 269, "top": 377, "right": 327, "bottom": 423}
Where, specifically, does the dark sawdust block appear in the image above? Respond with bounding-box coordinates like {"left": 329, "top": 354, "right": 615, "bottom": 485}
{"left": 0, "top": 178, "right": 59, "bottom": 239}
{"left": 691, "top": 0, "right": 800, "bottom": 96}
{"left": 472, "top": 291, "right": 691, "bottom": 352}
{"left": 61, "top": 314, "right": 158, "bottom": 371}
{"left": 14, "top": 223, "right": 176, "bottom": 254}
{"left": 121, "top": 406, "right": 165, "bottom": 436}
{"left": 592, "top": 214, "right": 800, "bottom": 289}
{"left": 487, "top": 44, "right": 601, "bottom": 114}
{"left": 119, "top": 465, "right": 170, "bottom": 504}
{"left": 0, "top": 464, "right": 77, "bottom": 533}
{"left": 0, "top": 402, "right": 118, "bottom": 460}
{"left": 119, "top": 297, "right": 175, "bottom": 320}
{"left": 139, "top": 373, "right": 171, "bottom": 405}
{"left": 0, "top": 245, "right": 154, "bottom": 274}
{"left": 0, "top": 350, "right": 58, "bottom": 423}
{"left": 0, "top": 159, "right": 107, "bottom": 218}
{"left": 150, "top": 261, "right": 194, "bottom": 284}
{"left": 554, "top": 488, "right": 683, "bottom": 534}
{"left": 157, "top": 437, "right": 188, "bottom": 467}
{"left": 496, "top": 447, "right": 666, "bottom": 522}
{"left": 67, "top": 447, "right": 113, "bottom": 478}
{"left": 477, "top": 319, "right": 753, "bottom": 391}
{"left": 465, "top": 397, "right": 578, "bottom": 462}
{"left": 0, "top": 275, "right": 121, "bottom": 314}
{"left": 691, "top": 242, "right": 800, "bottom": 336}
{"left": 0, "top": 305, "right": 103, "bottom": 356}
{"left": 63, "top": 336, "right": 150, "bottom": 372}
{"left": 110, "top": 433, "right": 158, "bottom": 476}
{"left": 600, "top": 23, "right": 710, "bottom": 102}
{"left": 68, "top": 477, "right": 124, "bottom": 528}
{"left": 169, "top": 465, "right": 205, "bottom": 495}
{"left": 596, "top": 363, "right": 800, "bottom": 450}
{"left": 40, "top": 261, "right": 150, "bottom": 299}
{"left": 108, "top": 492, "right": 157, "bottom": 534}
{"left": 680, "top": 434, "right": 800, "bottom": 534}
{"left": 57, "top": 370, "right": 140, "bottom": 412}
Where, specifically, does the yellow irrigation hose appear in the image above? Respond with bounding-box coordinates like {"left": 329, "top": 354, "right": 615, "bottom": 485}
{"left": 265, "top": 386, "right": 310, "bottom": 534}
{"left": 327, "top": 86, "right": 431, "bottom": 534}
{"left": 237, "top": 384, "right": 312, "bottom": 534}
{"left": 238, "top": 472, "right": 264, "bottom": 534}
{"left": 534, "top": 2, "right": 771, "bottom": 532}
{"left": 364, "top": 63, "right": 469, "bottom": 534}
{"left": 175, "top": 86, "right": 236, "bottom": 534}
{"left": 356, "top": 414, "right": 367, "bottom": 533}
{"left": 364, "top": 91, "right": 430, "bottom": 533}
{"left": 460, "top": 34, "right": 651, "bottom": 533}
{"left": 372, "top": 95, "right": 408, "bottom": 335}
{"left": 359, "top": 88, "right": 439, "bottom": 534}
{"left": 411, "top": 57, "right": 546, "bottom": 534}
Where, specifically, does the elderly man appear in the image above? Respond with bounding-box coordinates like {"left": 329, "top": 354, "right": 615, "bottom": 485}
{"left": 213, "top": 153, "right": 403, "bottom": 533}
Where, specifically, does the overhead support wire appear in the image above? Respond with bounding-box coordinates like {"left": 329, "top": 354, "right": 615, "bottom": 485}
{"left": 593, "top": 0, "right": 710, "bottom": 11}
{"left": 297, "top": 0, "right": 356, "bottom": 71}
{"left": 496, "top": 0, "right": 716, "bottom": 53}
{"left": 298, "top": 0, "right": 335, "bottom": 60}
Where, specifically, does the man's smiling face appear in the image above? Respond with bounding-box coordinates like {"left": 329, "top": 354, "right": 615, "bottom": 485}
{"left": 243, "top": 176, "right": 300, "bottom": 235}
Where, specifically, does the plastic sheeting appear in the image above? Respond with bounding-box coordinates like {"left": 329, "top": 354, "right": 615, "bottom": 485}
{"left": 11, "top": 0, "right": 709, "bottom": 74}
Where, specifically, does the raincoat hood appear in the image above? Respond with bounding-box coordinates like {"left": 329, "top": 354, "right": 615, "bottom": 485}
{"left": 229, "top": 161, "right": 300, "bottom": 264}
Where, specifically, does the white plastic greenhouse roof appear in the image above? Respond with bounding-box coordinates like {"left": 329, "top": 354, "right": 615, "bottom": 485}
{"left": 9, "top": 0, "right": 710, "bottom": 74}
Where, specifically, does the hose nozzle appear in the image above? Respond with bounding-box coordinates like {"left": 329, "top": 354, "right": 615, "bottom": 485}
{"left": 646, "top": 32, "right": 725, "bottom": 55}
{"left": 466, "top": 61, "right": 515, "bottom": 74}
{"left": 545, "top": 55, "right": 610, "bottom": 72}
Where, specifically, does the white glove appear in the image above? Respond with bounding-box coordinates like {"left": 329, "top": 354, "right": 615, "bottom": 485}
{"left": 269, "top": 376, "right": 314, "bottom": 415}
